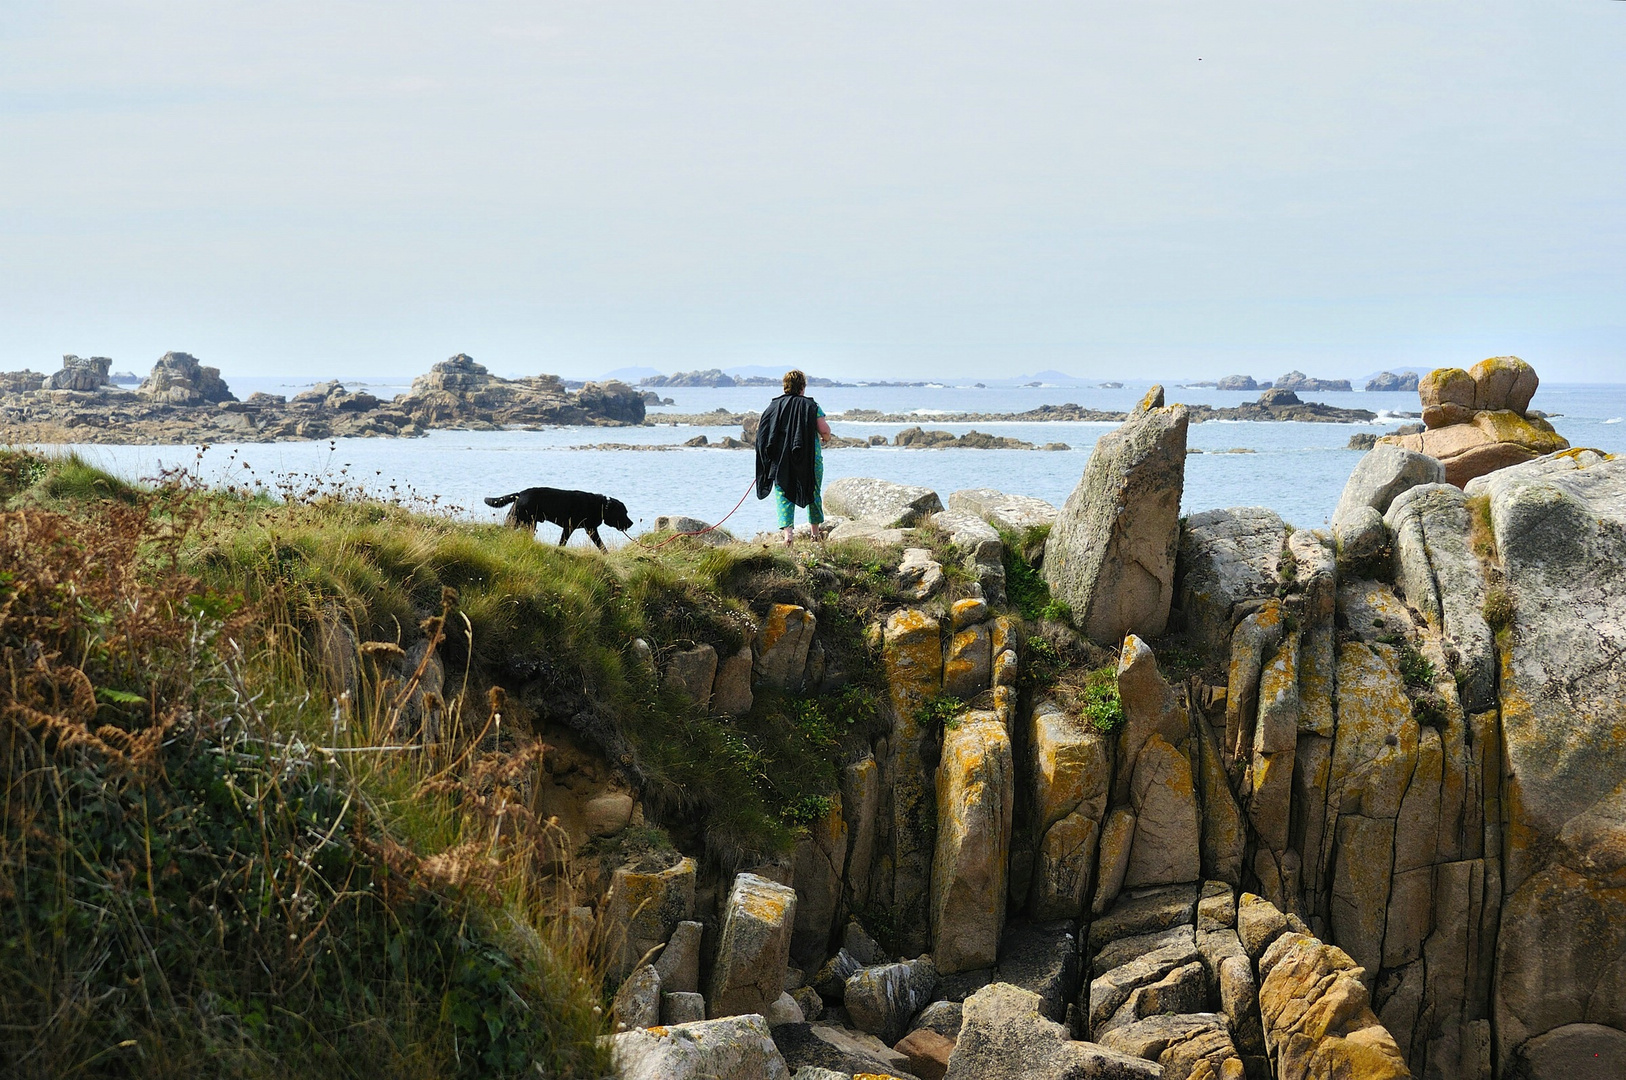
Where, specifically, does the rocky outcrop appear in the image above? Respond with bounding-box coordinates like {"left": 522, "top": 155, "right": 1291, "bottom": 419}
{"left": 947, "top": 489, "right": 1058, "bottom": 533}
{"left": 846, "top": 955, "right": 939, "bottom": 1044}
{"left": 1027, "top": 700, "right": 1111, "bottom": 920}
{"left": 1367, "top": 371, "right": 1421, "bottom": 393}
{"left": 1176, "top": 507, "right": 1287, "bottom": 655}
{"left": 138, "top": 351, "right": 236, "bottom": 405}
{"left": 1218, "top": 374, "right": 1260, "bottom": 391}
{"left": 402, "top": 354, "right": 645, "bottom": 428}
{"left": 947, "top": 982, "right": 1161, "bottom": 1079}
{"left": 1043, "top": 386, "right": 1189, "bottom": 645}
{"left": 1471, "top": 451, "right": 1626, "bottom": 1075}
{"left": 1383, "top": 357, "right": 1567, "bottom": 486}
{"left": 603, "top": 856, "right": 697, "bottom": 985}
{"left": 931, "top": 711, "right": 1014, "bottom": 973}
{"left": 1273, "top": 370, "right": 1353, "bottom": 393}
{"left": 47, "top": 355, "right": 112, "bottom": 392}
{"left": 1257, "top": 931, "right": 1410, "bottom": 1079}
{"left": 1184, "top": 390, "right": 1377, "bottom": 424}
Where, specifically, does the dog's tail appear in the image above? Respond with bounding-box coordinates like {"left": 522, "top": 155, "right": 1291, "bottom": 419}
{"left": 484, "top": 493, "right": 518, "bottom": 508}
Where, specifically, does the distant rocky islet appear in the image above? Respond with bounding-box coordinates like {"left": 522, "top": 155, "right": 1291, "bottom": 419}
{"left": 0, "top": 354, "right": 1452, "bottom": 446}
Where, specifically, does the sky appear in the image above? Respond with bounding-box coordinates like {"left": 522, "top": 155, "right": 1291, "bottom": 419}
{"left": 1, "top": 2, "right": 1622, "bottom": 383}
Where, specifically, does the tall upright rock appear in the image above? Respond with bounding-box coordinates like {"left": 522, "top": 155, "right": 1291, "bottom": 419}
{"left": 1472, "top": 451, "right": 1626, "bottom": 1077}
{"left": 1043, "top": 386, "right": 1189, "bottom": 646}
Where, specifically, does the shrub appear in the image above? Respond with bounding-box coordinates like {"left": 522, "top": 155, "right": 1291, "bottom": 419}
{"left": 1080, "top": 667, "right": 1124, "bottom": 733}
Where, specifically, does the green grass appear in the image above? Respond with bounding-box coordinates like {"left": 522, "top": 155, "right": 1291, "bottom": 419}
{"left": 998, "top": 524, "right": 1072, "bottom": 623}
{"left": 0, "top": 451, "right": 925, "bottom": 1073}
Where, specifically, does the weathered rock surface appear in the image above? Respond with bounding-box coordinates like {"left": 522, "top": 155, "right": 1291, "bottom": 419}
{"left": 711, "top": 872, "right": 798, "bottom": 1018}
{"left": 1099, "top": 1012, "right": 1244, "bottom": 1079}
{"left": 1385, "top": 360, "right": 1566, "bottom": 486}
{"left": 605, "top": 856, "right": 697, "bottom": 984}
{"left": 824, "top": 477, "right": 944, "bottom": 528}
{"left": 773, "top": 1021, "right": 921, "bottom": 1079}
{"left": 1257, "top": 931, "right": 1410, "bottom": 1080}
{"left": 1123, "top": 734, "right": 1201, "bottom": 890}
{"left": 947, "top": 488, "right": 1058, "bottom": 533}
{"left": 1332, "top": 444, "right": 1446, "bottom": 529}
{"left": 1384, "top": 482, "right": 1496, "bottom": 711}
{"left": 711, "top": 645, "right": 755, "bottom": 715}
{"left": 946, "top": 982, "right": 1161, "bottom": 1079}
{"left": 1043, "top": 389, "right": 1189, "bottom": 645}
{"left": 756, "top": 604, "right": 817, "bottom": 690}
{"left": 653, "top": 920, "right": 704, "bottom": 995}
{"left": 1176, "top": 507, "right": 1287, "bottom": 654}
{"left": 610, "top": 1013, "right": 791, "bottom": 1080}
{"left": 665, "top": 643, "right": 718, "bottom": 707}
{"left": 1473, "top": 451, "right": 1626, "bottom": 1071}
{"left": 931, "top": 509, "right": 1008, "bottom": 604}
{"left": 1367, "top": 370, "right": 1421, "bottom": 393}
{"left": 139, "top": 351, "right": 236, "bottom": 405}
{"left": 792, "top": 795, "right": 849, "bottom": 967}
{"left": 846, "top": 956, "right": 939, "bottom": 1045}
{"left": 931, "top": 711, "right": 1014, "bottom": 974}
{"left": 884, "top": 607, "right": 944, "bottom": 956}
{"left": 612, "top": 964, "right": 663, "bottom": 1030}
{"left": 1027, "top": 699, "right": 1111, "bottom": 920}
{"left": 896, "top": 548, "right": 948, "bottom": 601}
{"left": 996, "top": 921, "right": 1081, "bottom": 1022}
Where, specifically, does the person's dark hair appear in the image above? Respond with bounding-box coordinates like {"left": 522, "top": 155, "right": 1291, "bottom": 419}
{"left": 782, "top": 369, "right": 807, "bottom": 396}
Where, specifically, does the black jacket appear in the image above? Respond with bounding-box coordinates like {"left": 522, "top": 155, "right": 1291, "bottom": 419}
{"left": 755, "top": 394, "right": 822, "bottom": 507}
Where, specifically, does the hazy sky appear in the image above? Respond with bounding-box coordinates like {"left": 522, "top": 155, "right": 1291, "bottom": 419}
{"left": 2, "top": 2, "right": 1622, "bottom": 382}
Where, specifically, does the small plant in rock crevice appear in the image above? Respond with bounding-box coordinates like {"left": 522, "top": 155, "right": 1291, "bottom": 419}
{"left": 1483, "top": 586, "right": 1514, "bottom": 634}
{"left": 1080, "top": 667, "right": 1125, "bottom": 733}
{"left": 916, "top": 694, "right": 967, "bottom": 733}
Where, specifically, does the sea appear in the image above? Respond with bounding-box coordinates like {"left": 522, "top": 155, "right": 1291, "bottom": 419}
{"left": 36, "top": 378, "right": 1626, "bottom": 545}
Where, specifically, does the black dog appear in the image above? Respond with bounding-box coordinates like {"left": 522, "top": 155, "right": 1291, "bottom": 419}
{"left": 484, "top": 487, "right": 633, "bottom": 551}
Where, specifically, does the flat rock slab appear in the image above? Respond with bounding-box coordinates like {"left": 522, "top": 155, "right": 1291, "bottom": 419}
{"left": 947, "top": 488, "right": 1058, "bottom": 533}
{"left": 1088, "top": 883, "right": 1200, "bottom": 953}
{"left": 825, "top": 477, "right": 944, "bottom": 528}
{"left": 611, "top": 1014, "right": 791, "bottom": 1080}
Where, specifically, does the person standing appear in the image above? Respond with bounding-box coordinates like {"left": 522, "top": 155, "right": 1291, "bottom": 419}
{"left": 754, "top": 369, "right": 833, "bottom": 545}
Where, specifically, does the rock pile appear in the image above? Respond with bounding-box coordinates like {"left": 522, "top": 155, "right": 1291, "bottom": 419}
{"left": 0, "top": 351, "right": 646, "bottom": 442}
{"left": 47, "top": 354, "right": 112, "bottom": 392}
{"left": 138, "top": 351, "right": 236, "bottom": 405}
{"left": 1379, "top": 356, "right": 1568, "bottom": 486}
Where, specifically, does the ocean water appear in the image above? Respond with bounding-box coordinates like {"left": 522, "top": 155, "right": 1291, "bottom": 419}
{"left": 34, "top": 381, "right": 1626, "bottom": 546}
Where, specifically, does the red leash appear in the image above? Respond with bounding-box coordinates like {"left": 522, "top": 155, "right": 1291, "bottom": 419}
{"left": 628, "top": 478, "right": 759, "bottom": 551}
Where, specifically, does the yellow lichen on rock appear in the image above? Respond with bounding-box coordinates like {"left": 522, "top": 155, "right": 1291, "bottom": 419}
{"left": 931, "top": 710, "right": 1014, "bottom": 973}
{"left": 1257, "top": 931, "right": 1411, "bottom": 1080}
